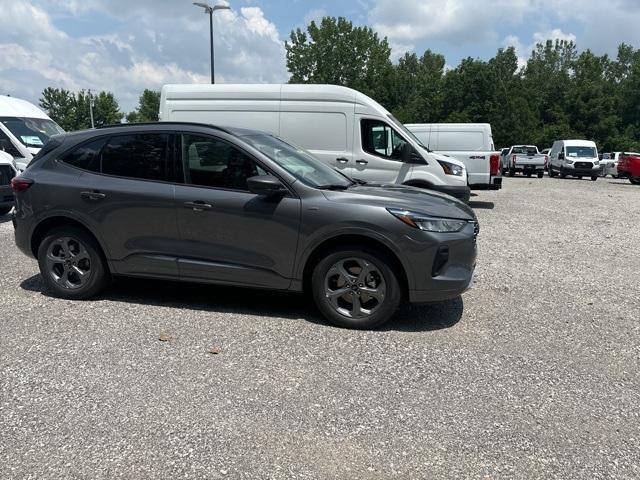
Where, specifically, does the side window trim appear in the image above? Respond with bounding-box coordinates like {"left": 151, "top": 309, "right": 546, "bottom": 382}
{"left": 360, "top": 118, "right": 408, "bottom": 162}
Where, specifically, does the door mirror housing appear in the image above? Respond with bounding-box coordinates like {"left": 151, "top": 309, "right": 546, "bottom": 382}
{"left": 247, "top": 175, "right": 287, "bottom": 196}
{"left": 558, "top": 151, "right": 565, "bottom": 160}
{"left": 401, "top": 143, "right": 424, "bottom": 164}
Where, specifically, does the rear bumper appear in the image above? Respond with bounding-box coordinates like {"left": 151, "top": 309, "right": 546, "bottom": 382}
{"left": 430, "top": 184, "right": 471, "bottom": 203}
{"left": 514, "top": 164, "right": 544, "bottom": 171}
{"left": 471, "top": 177, "right": 502, "bottom": 191}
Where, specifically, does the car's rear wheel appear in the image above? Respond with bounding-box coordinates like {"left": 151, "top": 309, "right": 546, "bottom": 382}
{"left": 37, "top": 227, "right": 110, "bottom": 300}
{"left": 630, "top": 177, "right": 640, "bottom": 185}
{"left": 509, "top": 167, "right": 515, "bottom": 177}
{"left": 0, "top": 207, "right": 12, "bottom": 216}
{"left": 311, "top": 248, "right": 402, "bottom": 329}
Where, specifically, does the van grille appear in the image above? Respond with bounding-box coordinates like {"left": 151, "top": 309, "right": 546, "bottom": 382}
{"left": 0, "top": 165, "right": 15, "bottom": 186}
{"left": 575, "top": 162, "right": 593, "bottom": 169}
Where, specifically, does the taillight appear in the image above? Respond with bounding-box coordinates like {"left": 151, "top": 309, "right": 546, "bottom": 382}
{"left": 11, "top": 177, "right": 34, "bottom": 193}
{"left": 490, "top": 154, "right": 500, "bottom": 176}
{"left": 512, "top": 154, "right": 517, "bottom": 165}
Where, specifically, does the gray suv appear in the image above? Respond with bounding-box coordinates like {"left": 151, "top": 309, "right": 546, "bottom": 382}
{"left": 12, "top": 123, "right": 478, "bottom": 329}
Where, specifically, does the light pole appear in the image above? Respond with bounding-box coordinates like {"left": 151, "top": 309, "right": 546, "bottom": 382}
{"left": 193, "top": 2, "right": 230, "bottom": 84}
{"left": 88, "top": 89, "right": 95, "bottom": 129}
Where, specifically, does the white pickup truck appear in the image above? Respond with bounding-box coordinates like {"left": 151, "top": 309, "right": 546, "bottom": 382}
{"left": 501, "top": 145, "right": 547, "bottom": 178}
{"left": 405, "top": 123, "right": 502, "bottom": 191}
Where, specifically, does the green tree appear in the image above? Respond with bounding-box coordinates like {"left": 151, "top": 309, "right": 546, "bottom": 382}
{"left": 39, "top": 88, "right": 75, "bottom": 131}
{"left": 127, "top": 89, "right": 161, "bottom": 123}
{"left": 286, "top": 17, "right": 393, "bottom": 103}
{"left": 39, "top": 89, "right": 123, "bottom": 130}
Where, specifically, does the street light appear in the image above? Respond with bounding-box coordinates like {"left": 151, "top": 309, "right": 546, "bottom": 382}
{"left": 193, "top": 2, "right": 231, "bottom": 84}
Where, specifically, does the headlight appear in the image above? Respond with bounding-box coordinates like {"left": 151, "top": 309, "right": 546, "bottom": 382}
{"left": 594, "top": 160, "right": 600, "bottom": 165}
{"left": 387, "top": 208, "right": 468, "bottom": 232}
{"left": 437, "top": 160, "right": 464, "bottom": 176}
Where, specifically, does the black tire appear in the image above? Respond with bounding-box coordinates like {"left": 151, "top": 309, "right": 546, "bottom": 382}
{"left": 548, "top": 166, "right": 557, "bottom": 178}
{"left": 37, "top": 226, "right": 111, "bottom": 300}
{"left": 537, "top": 172, "right": 544, "bottom": 179}
{"left": 311, "top": 247, "right": 402, "bottom": 329}
{"left": 560, "top": 170, "right": 566, "bottom": 179}
{"left": 591, "top": 176, "right": 598, "bottom": 181}
{"left": 526, "top": 172, "right": 532, "bottom": 178}
{"left": 577, "top": 176, "right": 583, "bottom": 179}
{"left": 0, "top": 207, "right": 12, "bottom": 216}
{"left": 508, "top": 167, "right": 516, "bottom": 177}
{"left": 630, "top": 177, "right": 640, "bottom": 185}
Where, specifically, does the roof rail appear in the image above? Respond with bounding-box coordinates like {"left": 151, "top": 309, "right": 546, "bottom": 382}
{"left": 95, "top": 121, "right": 232, "bottom": 134}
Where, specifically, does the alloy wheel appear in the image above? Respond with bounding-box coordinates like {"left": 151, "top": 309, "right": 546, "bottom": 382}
{"left": 44, "top": 237, "right": 92, "bottom": 290}
{"left": 324, "top": 258, "right": 386, "bottom": 318}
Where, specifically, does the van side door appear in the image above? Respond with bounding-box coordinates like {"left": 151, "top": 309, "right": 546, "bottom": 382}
{"left": 353, "top": 117, "right": 413, "bottom": 183}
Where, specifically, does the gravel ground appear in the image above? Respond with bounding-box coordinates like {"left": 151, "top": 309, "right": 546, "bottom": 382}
{"left": 1, "top": 176, "right": 639, "bottom": 479}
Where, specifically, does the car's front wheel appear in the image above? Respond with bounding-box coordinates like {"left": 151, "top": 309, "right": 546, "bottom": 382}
{"left": 37, "top": 227, "right": 110, "bottom": 300}
{"left": 311, "top": 248, "right": 402, "bottom": 329}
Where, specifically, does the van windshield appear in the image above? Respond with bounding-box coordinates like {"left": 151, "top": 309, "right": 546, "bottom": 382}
{"left": 242, "top": 134, "right": 353, "bottom": 189}
{"left": 566, "top": 146, "right": 597, "bottom": 158}
{"left": 0, "top": 116, "right": 65, "bottom": 148}
{"left": 387, "top": 114, "right": 429, "bottom": 150}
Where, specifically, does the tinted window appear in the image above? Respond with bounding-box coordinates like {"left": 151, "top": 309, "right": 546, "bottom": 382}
{"left": 102, "top": 134, "right": 169, "bottom": 181}
{"left": 181, "top": 134, "right": 267, "bottom": 191}
{"left": 61, "top": 138, "right": 106, "bottom": 172}
{"left": 0, "top": 129, "right": 22, "bottom": 157}
{"left": 361, "top": 119, "right": 408, "bottom": 160}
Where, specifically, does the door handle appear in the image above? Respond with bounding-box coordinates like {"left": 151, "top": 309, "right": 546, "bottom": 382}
{"left": 184, "top": 200, "right": 213, "bottom": 211}
{"left": 80, "top": 191, "right": 106, "bottom": 201}
{"left": 356, "top": 159, "right": 368, "bottom": 165}
{"left": 336, "top": 157, "right": 349, "bottom": 164}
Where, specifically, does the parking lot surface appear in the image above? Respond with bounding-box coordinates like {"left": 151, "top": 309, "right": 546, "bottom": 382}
{"left": 1, "top": 177, "right": 639, "bottom": 479}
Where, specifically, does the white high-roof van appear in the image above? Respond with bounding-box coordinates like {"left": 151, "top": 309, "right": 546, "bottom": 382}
{"left": 548, "top": 139, "right": 600, "bottom": 180}
{"left": 160, "top": 84, "right": 471, "bottom": 202}
{"left": 405, "top": 123, "right": 502, "bottom": 190}
{"left": 0, "top": 95, "right": 65, "bottom": 171}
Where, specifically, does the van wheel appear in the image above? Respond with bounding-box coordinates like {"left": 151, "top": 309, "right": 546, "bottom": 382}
{"left": 508, "top": 167, "right": 515, "bottom": 177}
{"left": 548, "top": 166, "right": 557, "bottom": 178}
{"left": 537, "top": 172, "right": 544, "bottom": 178}
{"left": 37, "top": 226, "right": 110, "bottom": 300}
{"left": 526, "top": 172, "right": 532, "bottom": 178}
{"left": 591, "top": 176, "right": 598, "bottom": 181}
{"left": 311, "top": 248, "right": 401, "bottom": 329}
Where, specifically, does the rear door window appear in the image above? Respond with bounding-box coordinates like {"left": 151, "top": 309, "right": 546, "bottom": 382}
{"left": 60, "top": 138, "right": 106, "bottom": 172}
{"left": 102, "top": 133, "right": 170, "bottom": 181}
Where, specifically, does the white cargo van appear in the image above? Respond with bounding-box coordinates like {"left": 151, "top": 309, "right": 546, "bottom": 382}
{"left": 548, "top": 139, "right": 600, "bottom": 180}
{"left": 159, "top": 84, "right": 471, "bottom": 202}
{"left": 405, "top": 123, "right": 502, "bottom": 190}
{"left": 0, "top": 95, "right": 65, "bottom": 171}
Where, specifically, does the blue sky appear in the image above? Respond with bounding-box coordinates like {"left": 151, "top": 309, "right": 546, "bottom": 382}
{"left": 2, "top": 0, "right": 640, "bottom": 112}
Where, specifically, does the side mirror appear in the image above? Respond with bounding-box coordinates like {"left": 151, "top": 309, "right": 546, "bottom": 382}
{"left": 247, "top": 175, "right": 287, "bottom": 196}
{"left": 558, "top": 152, "right": 565, "bottom": 160}
{"left": 401, "top": 143, "right": 423, "bottom": 164}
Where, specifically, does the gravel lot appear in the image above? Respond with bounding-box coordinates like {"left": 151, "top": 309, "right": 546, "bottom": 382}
{"left": 1, "top": 176, "right": 639, "bottom": 479}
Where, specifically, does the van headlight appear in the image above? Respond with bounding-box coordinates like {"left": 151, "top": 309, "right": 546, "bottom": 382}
{"left": 437, "top": 160, "right": 464, "bottom": 176}
{"left": 387, "top": 208, "right": 468, "bottom": 232}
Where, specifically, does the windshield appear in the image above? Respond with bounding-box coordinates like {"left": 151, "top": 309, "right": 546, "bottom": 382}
{"left": 512, "top": 146, "right": 538, "bottom": 155}
{"left": 0, "top": 116, "right": 64, "bottom": 148}
{"left": 565, "top": 146, "right": 597, "bottom": 158}
{"left": 387, "top": 114, "right": 428, "bottom": 150}
{"left": 242, "top": 134, "right": 352, "bottom": 188}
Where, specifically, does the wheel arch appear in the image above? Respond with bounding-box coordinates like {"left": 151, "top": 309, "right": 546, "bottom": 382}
{"left": 30, "top": 216, "right": 110, "bottom": 270}
{"left": 301, "top": 234, "right": 410, "bottom": 298}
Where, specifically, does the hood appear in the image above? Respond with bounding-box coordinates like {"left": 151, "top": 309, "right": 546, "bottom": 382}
{"left": 322, "top": 184, "right": 475, "bottom": 220}
{"left": 429, "top": 150, "right": 465, "bottom": 168}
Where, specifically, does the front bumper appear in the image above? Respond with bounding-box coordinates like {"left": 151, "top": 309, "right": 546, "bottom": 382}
{"left": 430, "top": 184, "right": 471, "bottom": 203}
{"left": 405, "top": 222, "right": 477, "bottom": 304}
{"left": 561, "top": 165, "right": 600, "bottom": 176}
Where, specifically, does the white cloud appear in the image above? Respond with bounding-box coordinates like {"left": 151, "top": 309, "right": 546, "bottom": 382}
{"left": 0, "top": 1, "right": 288, "bottom": 112}
{"left": 504, "top": 28, "right": 577, "bottom": 70}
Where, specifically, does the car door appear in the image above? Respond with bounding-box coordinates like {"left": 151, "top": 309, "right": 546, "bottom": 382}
{"left": 353, "top": 117, "right": 412, "bottom": 183}
{"left": 172, "top": 132, "right": 301, "bottom": 289}
{"left": 68, "top": 132, "right": 181, "bottom": 277}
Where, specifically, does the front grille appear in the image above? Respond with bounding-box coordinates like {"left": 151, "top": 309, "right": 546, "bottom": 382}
{"left": 575, "top": 162, "right": 593, "bottom": 169}
{"left": 0, "top": 165, "right": 14, "bottom": 186}
{"left": 3, "top": 195, "right": 14, "bottom": 202}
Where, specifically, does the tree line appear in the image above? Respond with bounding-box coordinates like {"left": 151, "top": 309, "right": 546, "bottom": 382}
{"left": 38, "top": 15, "right": 640, "bottom": 151}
